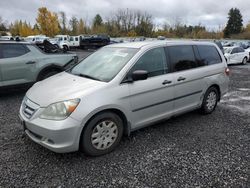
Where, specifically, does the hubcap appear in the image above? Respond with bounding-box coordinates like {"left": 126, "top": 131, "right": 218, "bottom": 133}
{"left": 206, "top": 91, "right": 217, "bottom": 110}
{"left": 91, "top": 120, "right": 118, "bottom": 150}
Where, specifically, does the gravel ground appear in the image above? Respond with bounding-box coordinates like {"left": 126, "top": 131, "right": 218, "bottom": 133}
{"left": 0, "top": 58, "right": 249, "bottom": 187}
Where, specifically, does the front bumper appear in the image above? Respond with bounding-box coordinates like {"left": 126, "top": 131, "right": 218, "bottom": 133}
{"left": 19, "top": 108, "right": 82, "bottom": 153}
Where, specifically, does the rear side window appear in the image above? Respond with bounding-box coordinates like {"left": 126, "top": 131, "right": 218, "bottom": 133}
{"left": 130, "top": 47, "right": 168, "bottom": 78}
{"left": 238, "top": 47, "right": 244, "bottom": 53}
{"left": 168, "top": 45, "right": 196, "bottom": 72}
{"left": 197, "top": 45, "right": 222, "bottom": 65}
{"left": 0, "top": 44, "right": 30, "bottom": 59}
{"left": 231, "top": 48, "right": 237, "bottom": 54}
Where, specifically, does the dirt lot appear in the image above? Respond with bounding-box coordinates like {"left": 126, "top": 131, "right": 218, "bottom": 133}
{"left": 0, "top": 52, "right": 249, "bottom": 187}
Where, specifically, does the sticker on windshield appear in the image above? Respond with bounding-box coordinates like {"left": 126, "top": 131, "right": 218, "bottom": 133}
{"left": 114, "top": 52, "right": 128, "bottom": 57}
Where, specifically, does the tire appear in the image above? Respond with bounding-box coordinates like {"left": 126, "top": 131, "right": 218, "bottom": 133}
{"left": 63, "top": 45, "right": 68, "bottom": 52}
{"left": 80, "top": 112, "right": 124, "bottom": 156}
{"left": 38, "top": 70, "right": 60, "bottom": 81}
{"left": 200, "top": 87, "right": 219, "bottom": 114}
{"left": 242, "top": 57, "right": 247, "bottom": 65}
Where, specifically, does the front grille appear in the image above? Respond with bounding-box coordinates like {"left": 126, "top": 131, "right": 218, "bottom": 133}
{"left": 23, "top": 105, "right": 35, "bottom": 118}
{"left": 22, "top": 97, "right": 40, "bottom": 119}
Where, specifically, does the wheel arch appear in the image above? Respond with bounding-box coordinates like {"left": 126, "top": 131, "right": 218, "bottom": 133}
{"left": 207, "top": 84, "right": 221, "bottom": 101}
{"left": 36, "top": 64, "right": 64, "bottom": 81}
{"left": 78, "top": 108, "right": 131, "bottom": 149}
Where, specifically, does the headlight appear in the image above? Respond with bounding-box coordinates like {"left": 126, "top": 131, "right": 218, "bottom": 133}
{"left": 40, "top": 99, "right": 80, "bottom": 120}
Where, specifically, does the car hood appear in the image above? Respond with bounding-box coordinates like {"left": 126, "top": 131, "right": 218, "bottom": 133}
{"left": 26, "top": 72, "right": 107, "bottom": 107}
{"left": 224, "top": 53, "right": 230, "bottom": 57}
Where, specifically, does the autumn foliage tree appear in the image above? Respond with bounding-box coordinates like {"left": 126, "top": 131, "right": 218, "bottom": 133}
{"left": 5, "top": 6, "right": 250, "bottom": 40}
{"left": 78, "top": 18, "right": 85, "bottom": 34}
{"left": 9, "top": 20, "right": 39, "bottom": 36}
{"left": 36, "top": 7, "right": 60, "bottom": 37}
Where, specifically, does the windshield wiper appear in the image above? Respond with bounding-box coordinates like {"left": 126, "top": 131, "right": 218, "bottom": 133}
{"left": 77, "top": 73, "right": 102, "bottom": 81}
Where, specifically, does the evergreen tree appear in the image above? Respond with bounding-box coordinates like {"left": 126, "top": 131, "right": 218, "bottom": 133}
{"left": 93, "top": 14, "right": 103, "bottom": 28}
{"left": 224, "top": 8, "right": 243, "bottom": 38}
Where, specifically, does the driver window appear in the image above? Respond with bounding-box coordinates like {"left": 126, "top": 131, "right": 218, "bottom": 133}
{"left": 130, "top": 47, "right": 168, "bottom": 78}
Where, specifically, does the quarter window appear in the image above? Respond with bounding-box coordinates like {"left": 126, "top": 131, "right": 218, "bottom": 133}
{"left": 168, "top": 45, "right": 196, "bottom": 72}
{"left": 0, "top": 44, "right": 30, "bottom": 59}
{"left": 130, "top": 47, "right": 168, "bottom": 78}
{"left": 197, "top": 45, "right": 222, "bottom": 65}
{"left": 237, "top": 47, "right": 244, "bottom": 53}
{"left": 231, "top": 48, "right": 237, "bottom": 54}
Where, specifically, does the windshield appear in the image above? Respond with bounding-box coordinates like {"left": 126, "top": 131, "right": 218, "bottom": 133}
{"left": 224, "top": 48, "right": 232, "bottom": 54}
{"left": 55, "top": 37, "right": 63, "bottom": 41}
{"left": 71, "top": 47, "right": 138, "bottom": 82}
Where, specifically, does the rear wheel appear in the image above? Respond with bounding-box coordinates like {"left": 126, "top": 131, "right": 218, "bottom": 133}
{"left": 242, "top": 57, "right": 247, "bottom": 65}
{"left": 80, "top": 112, "right": 123, "bottom": 156}
{"left": 200, "top": 87, "right": 219, "bottom": 114}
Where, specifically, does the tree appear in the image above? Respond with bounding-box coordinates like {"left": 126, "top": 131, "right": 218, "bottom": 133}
{"left": 0, "top": 16, "right": 7, "bottom": 31}
{"left": 78, "top": 18, "right": 85, "bottom": 34}
{"left": 19, "top": 21, "right": 34, "bottom": 36}
{"left": 10, "top": 20, "right": 21, "bottom": 36}
{"left": 59, "top": 11, "right": 67, "bottom": 34}
{"left": 224, "top": 8, "right": 243, "bottom": 38}
{"left": 69, "top": 16, "right": 79, "bottom": 35}
{"left": 36, "top": 7, "right": 60, "bottom": 37}
{"left": 245, "top": 22, "right": 250, "bottom": 32}
{"left": 93, "top": 14, "right": 103, "bottom": 28}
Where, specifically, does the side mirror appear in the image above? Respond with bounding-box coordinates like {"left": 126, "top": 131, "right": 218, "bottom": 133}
{"left": 132, "top": 70, "right": 148, "bottom": 81}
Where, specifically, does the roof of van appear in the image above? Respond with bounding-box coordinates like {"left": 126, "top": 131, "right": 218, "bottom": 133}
{"left": 107, "top": 40, "right": 216, "bottom": 49}
{"left": 0, "top": 41, "right": 31, "bottom": 44}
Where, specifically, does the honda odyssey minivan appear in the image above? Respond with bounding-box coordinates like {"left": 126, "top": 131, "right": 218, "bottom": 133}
{"left": 19, "top": 41, "right": 229, "bottom": 156}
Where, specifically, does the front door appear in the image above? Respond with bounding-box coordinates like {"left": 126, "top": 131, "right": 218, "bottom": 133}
{"left": 127, "top": 47, "right": 174, "bottom": 130}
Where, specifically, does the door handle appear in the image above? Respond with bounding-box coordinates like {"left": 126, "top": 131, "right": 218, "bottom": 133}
{"left": 162, "top": 80, "right": 172, "bottom": 85}
{"left": 177, "top": 77, "right": 186, "bottom": 81}
{"left": 26, "top": 61, "right": 36, "bottom": 65}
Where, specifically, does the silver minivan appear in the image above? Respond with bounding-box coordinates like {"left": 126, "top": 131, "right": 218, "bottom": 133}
{"left": 19, "top": 41, "right": 229, "bottom": 156}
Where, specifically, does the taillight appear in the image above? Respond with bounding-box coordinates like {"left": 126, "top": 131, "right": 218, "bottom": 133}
{"left": 225, "top": 67, "right": 230, "bottom": 76}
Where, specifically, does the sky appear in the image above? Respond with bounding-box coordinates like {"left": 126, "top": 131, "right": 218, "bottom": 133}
{"left": 0, "top": 0, "right": 250, "bottom": 30}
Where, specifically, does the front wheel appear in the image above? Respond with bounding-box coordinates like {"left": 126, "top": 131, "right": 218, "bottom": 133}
{"left": 242, "top": 57, "right": 247, "bottom": 65}
{"left": 80, "top": 112, "right": 124, "bottom": 156}
{"left": 200, "top": 87, "right": 219, "bottom": 114}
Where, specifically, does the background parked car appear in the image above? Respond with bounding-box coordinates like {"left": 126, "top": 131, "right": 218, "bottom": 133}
{"left": 245, "top": 47, "right": 250, "bottom": 62}
{"left": 80, "top": 34, "right": 110, "bottom": 49}
{"left": 224, "top": 46, "right": 249, "bottom": 65}
{"left": 0, "top": 36, "right": 14, "bottom": 41}
{"left": 25, "top": 35, "right": 49, "bottom": 44}
{"left": 0, "top": 41, "right": 78, "bottom": 88}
